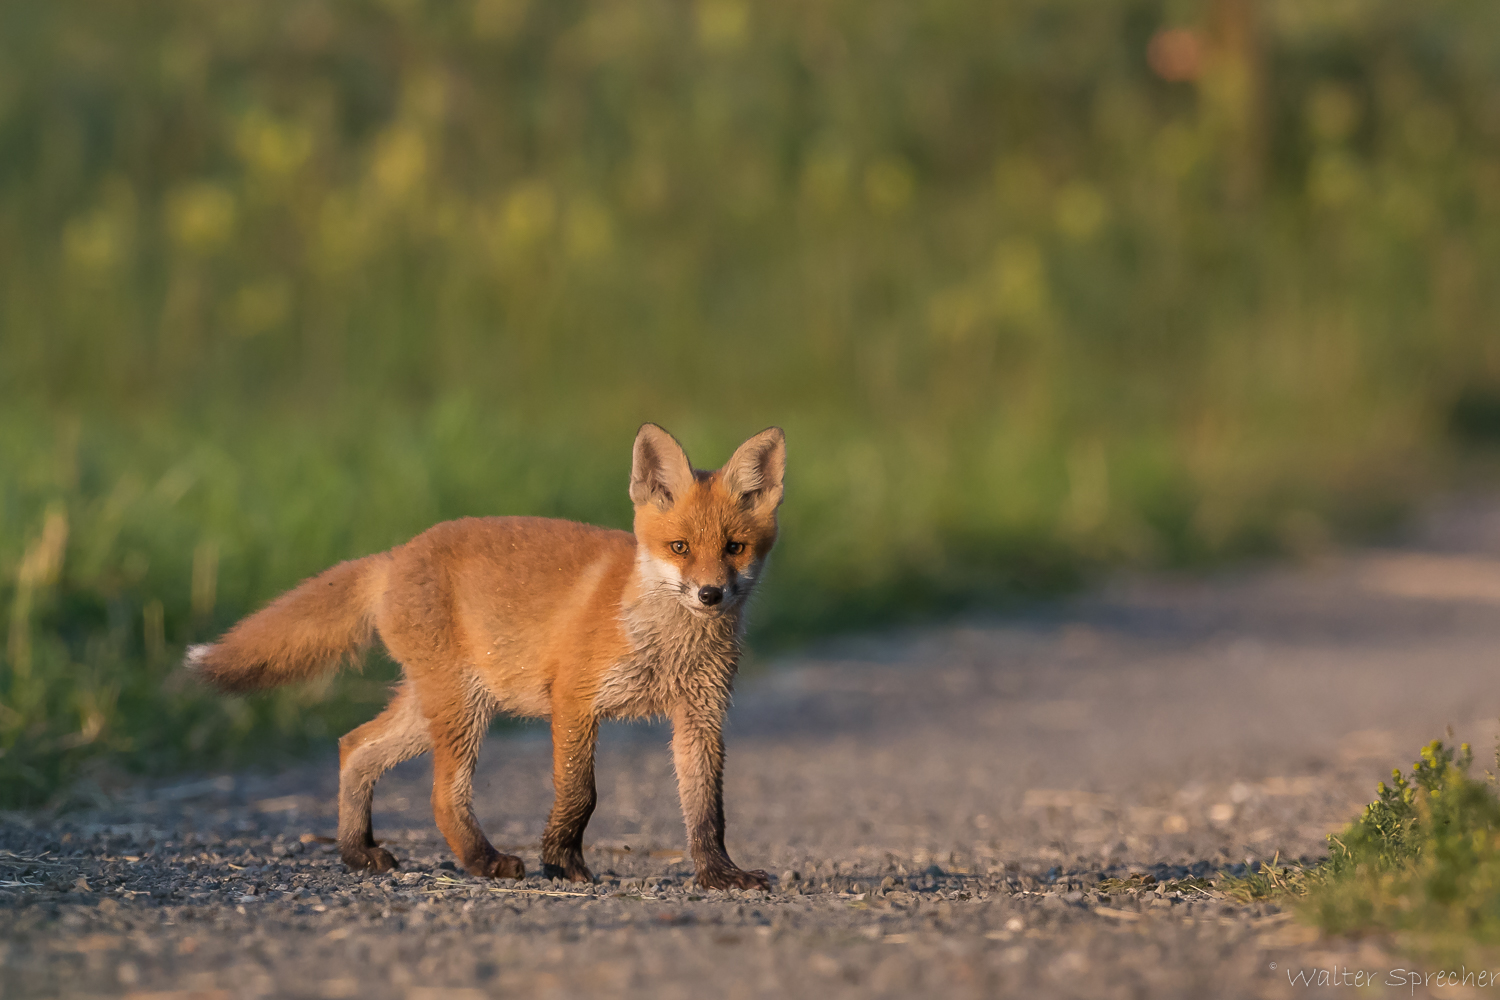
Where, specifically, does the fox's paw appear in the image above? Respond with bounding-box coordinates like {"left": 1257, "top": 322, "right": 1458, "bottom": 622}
{"left": 341, "top": 846, "right": 400, "bottom": 873}
{"left": 541, "top": 860, "right": 595, "bottom": 883}
{"left": 696, "top": 866, "right": 771, "bottom": 892}
{"left": 467, "top": 852, "right": 525, "bottom": 880}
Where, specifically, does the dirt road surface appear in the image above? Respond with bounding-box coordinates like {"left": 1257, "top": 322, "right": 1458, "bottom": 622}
{"left": 7, "top": 499, "right": 1500, "bottom": 999}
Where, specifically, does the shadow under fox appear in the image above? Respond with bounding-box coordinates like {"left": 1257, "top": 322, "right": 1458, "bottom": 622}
{"left": 189, "top": 424, "right": 784, "bottom": 890}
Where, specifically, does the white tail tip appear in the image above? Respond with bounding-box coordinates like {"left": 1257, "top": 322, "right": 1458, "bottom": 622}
{"left": 184, "top": 644, "right": 213, "bottom": 670}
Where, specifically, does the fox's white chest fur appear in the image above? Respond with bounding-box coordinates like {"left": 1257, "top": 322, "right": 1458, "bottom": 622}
{"left": 592, "top": 592, "right": 742, "bottom": 719}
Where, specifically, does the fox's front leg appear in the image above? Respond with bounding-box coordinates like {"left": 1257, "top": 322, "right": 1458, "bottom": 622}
{"left": 671, "top": 702, "right": 770, "bottom": 891}
{"left": 541, "top": 706, "right": 599, "bottom": 882}
{"left": 428, "top": 696, "right": 525, "bottom": 880}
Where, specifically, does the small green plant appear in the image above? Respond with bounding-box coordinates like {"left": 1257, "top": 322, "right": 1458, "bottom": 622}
{"left": 1326, "top": 741, "right": 1485, "bottom": 876}
{"left": 1221, "top": 739, "right": 1500, "bottom": 957}
{"left": 1303, "top": 740, "right": 1500, "bottom": 953}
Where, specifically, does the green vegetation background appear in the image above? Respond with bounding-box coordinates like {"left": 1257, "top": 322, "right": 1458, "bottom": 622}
{"left": 4, "top": 0, "right": 1500, "bottom": 803}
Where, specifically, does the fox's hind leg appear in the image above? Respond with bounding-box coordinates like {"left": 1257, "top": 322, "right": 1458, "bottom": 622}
{"left": 427, "top": 686, "right": 524, "bottom": 879}
{"left": 337, "top": 683, "right": 430, "bottom": 872}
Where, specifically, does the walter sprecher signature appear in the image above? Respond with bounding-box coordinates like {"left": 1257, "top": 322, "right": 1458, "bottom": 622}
{"left": 1278, "top": 962, "right": 1500, "bottom": 994}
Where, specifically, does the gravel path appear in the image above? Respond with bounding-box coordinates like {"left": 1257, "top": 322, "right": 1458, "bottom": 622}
{"left": 8, "top": 499, "right": 1500, "bottom": 999}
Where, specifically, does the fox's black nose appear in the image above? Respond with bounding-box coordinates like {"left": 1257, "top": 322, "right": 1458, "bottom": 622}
{"left": 697, "top": 586, "right": 723, "bottom": 606}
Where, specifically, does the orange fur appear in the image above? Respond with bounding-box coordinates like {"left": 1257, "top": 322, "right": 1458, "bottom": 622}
{"left": 187, "top": 553, "right": 391, "bottom": 693}
{"left": 190, "top": 424, "right": 785, "bottom": 890}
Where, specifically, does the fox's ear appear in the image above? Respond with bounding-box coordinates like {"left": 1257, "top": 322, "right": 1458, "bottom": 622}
{"left": 722, "top": 427, "right": 786, "bottom": 510}
{"left": 630, "top": 423, "right": 695, "bottom": 510}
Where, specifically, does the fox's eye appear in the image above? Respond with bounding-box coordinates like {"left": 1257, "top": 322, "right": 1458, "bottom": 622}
{"left": 725, "top": 541, "right": 745, "bottom": 556}
{"left": 670, "top": 540, "right": 688, "bottom": 555}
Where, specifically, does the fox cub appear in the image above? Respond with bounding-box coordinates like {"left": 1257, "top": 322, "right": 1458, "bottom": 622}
{"left": 189, "top": 424, "right": 784, "bottom": 890}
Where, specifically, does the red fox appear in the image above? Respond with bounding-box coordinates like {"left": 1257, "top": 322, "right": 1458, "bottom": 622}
{"left": 188, "top": 424, "right": 784, "bottom": 890}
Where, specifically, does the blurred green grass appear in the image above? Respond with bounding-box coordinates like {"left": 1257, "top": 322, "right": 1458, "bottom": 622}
{"left": 4, "top": 0, "right": 1500, "bottom": 804}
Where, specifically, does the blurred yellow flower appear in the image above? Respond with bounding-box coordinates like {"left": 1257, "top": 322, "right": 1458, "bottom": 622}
{"left": 165, "top": 182, "right": 236, "bottom": 251}
{"left": 371, "top": 127, "right": 427, "bottom": 200}
{"left": 315, "top": 192, "right": 375, "bottom": 274}
{"left": 800, "top": 146, "right": 851, "bottom": 214}
{"left": 927, "top": 286, "right": 986, "bottom": 343}
{"left": 1381, "top": 180, "right": 1436, "bottom": 236}
{"left": 231, "top": 278, "right": 292, "bottom": 336}
{"left": 1054, "top": 182, "right": 1109, "bottom": 241}
{"left": 1064, "top": 439, "right": 1110, "bottom": 534}
{"left": 234, "top": 110, "right": 313, "bottom": 179}
{"left": 1308, "top": 151, "right": 1364, "bottom": 209}
{"left": 1152, "top": 123, "right": 1200, "bottom": 179}
{"left": 564, "top": 198, "right": 613, "bottom": 261}
{"left": 64, "top": 210, "right": 127, "bottom": 274}
{"left": 992, "top": 238, "right": 1049, "bottom": 326}
{"left": 696, "top": 0, "right": 748, "bottom": 50}
{"left": 472, "top": 0, "right": 530, "bottom": 40}
{"left": 1306, "top": 84, "right": 1360, "bottom": 145}
{"left": 864, "top": 157, "right": 914, "bottom": 215}
{"left": 504, "top": 181, "right": 556, "bottom": 245}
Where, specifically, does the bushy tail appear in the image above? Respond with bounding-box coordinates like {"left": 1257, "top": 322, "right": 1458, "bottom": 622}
{"left": 186, "top": 554, "right": 389, "bottom": 693}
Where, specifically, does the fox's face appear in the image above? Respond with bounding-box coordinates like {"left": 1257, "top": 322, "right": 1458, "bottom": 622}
{"left": 629, "top": 424, "right": 785, "bottom": 615}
